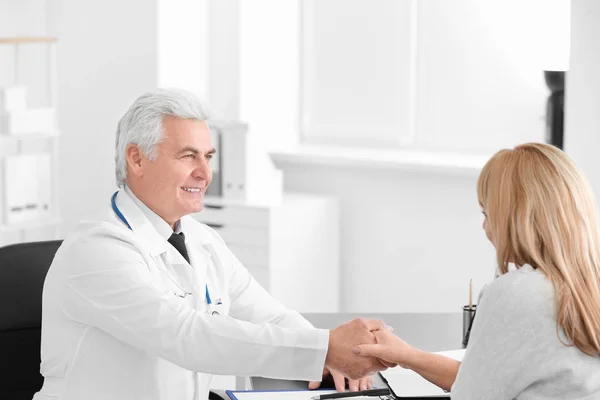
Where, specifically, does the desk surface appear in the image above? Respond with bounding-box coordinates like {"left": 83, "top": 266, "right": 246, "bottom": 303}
{"left": 251, "top": 312, "right": 463, "bottom": 391}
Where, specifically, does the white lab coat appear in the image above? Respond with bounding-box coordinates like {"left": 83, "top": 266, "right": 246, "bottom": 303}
{"left": 33, "top": 188, "right": 328, "bottom": 400}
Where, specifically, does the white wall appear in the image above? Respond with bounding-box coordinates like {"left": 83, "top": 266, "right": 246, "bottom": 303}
{"left": 158, "top": 0, "right": 208, "bottom": 101}
{"left": 208, "top": 0, "right": 240, "bottom": 121}
{"left": 282, "top": 165, "right": 494, "bottom": 313}
{"left": 565, "top": 0, "right": 600, "bottom": 198}
{"left": 45, "top": 0, "right": 159, "bottom": 233}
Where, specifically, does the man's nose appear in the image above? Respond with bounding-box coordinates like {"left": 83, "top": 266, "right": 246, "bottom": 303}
{"left": 192, "top": 162, "right": 211, "bottom": 180}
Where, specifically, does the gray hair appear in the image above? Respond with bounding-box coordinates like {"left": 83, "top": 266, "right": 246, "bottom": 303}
{"left": 114, "top": 88, "right": 210, "bottom": 186}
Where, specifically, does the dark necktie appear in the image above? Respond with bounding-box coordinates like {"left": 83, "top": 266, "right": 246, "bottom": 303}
{"left": 168, "top": 232, "right": 190, "bottom": 263}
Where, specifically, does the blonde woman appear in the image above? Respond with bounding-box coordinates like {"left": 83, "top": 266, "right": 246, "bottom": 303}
{"left": 354, "top": 143, "right": 600, "bottom": 399}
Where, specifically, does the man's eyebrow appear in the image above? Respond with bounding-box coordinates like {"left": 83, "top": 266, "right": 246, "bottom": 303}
{"left": 177, "top": 147, "right": 199, "bottom": 155}
{"left": 176, "top": 147, "right": 216, "bottom": 155}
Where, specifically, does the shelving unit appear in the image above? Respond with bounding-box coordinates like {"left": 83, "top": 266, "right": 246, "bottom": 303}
{"left": 0, "top": 37, "right": 61, "bottom": 246}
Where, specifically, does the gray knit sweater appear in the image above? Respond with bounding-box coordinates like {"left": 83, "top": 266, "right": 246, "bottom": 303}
{"left": 451, "top": 265, "right": 600, "bottom": 399}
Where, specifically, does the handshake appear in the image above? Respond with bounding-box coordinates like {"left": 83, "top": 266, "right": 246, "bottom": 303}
{"left": 324, "top": 318, "right": 398, "bottom": 380}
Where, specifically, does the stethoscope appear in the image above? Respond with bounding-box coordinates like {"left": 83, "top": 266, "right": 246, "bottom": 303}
{"left": 111, "top": 191, "right": 221, "bottom": 316}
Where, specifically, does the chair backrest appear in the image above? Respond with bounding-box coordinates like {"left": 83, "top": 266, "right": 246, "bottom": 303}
{"left": 0, "top": 240, "right": 62, "bottom": 400}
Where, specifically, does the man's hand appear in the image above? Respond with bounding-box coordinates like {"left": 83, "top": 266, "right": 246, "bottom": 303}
{"left": 325, "top": 318, "right": 390, "bottom": 379}
{"left": 352, "top": 328, "right": 414, "bottom": 368}
{"left": 308, "top": 368, "right": 372, "bottom": 392}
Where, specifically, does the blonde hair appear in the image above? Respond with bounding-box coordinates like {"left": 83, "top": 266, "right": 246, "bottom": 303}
{"left": 477, "top": 142, "right": 600, "bottom": 356}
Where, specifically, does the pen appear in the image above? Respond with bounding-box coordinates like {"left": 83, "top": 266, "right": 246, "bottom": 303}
{"left": 469, "top": 278, "right": 473, "bottom": 310}
{"left": 311, "top": 388, "right": 391, "bottom": 400}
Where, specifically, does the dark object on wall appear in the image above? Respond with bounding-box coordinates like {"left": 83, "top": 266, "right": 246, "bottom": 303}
{"left": 0, "top": 240, "right": 62, "bottom": 400}
{"left": 544, "top": 70, "right": 565, "bottom": 149}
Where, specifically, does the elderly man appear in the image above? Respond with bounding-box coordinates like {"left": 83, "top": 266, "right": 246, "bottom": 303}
{"left": 33, "top": 89, "right": 388, "bottom": 400}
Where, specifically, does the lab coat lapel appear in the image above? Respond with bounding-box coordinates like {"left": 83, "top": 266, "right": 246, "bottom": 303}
{"left": 113, "top": 190, "right": 167, "bottom": 258}
{"left": 180, "top": 217, "right": 228, "bottom": 304}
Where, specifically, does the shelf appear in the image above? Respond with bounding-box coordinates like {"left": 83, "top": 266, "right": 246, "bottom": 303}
{"left": 0, "top": 132, "right": 60, "bottom": 140}
{"left": 0, "top": 34, "right": 61, "bottom": 246}
{"left": 0, "top": 216, "right": 63, "bottom": 232}
{"left": 0, "top": 37, "right": 57, "bottom": 45}
{"left": 0, "top": 129, "right": 60, "bottom": 141}
{"left": 0, "top": 133, "right": 59, "bottom": 158}
{"left": 270, "top": 145, "right": 492, "bottom": 177}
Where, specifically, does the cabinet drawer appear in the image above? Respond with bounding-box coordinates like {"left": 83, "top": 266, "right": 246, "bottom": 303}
{"left": 193, "top": 205, "right": 268, "bottom": 228}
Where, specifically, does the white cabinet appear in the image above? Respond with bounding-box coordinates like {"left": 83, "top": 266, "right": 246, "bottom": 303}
{"left": 192, "top": 192, "right": 340, "bottom": 312}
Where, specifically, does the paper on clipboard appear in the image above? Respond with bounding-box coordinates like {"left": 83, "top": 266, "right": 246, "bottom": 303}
{"left": 379, "top": 349, "right": 465, "bottom": 398}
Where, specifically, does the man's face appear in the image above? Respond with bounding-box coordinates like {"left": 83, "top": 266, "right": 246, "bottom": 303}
{"left": 133, "top": 116, "right": 214, "bottom": 226}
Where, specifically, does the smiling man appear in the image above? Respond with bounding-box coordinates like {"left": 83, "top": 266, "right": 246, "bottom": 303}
{"left": 33, "top": 89, "right": 387, "bottom": 400}
{"left": 123, "top": 114, "right": 215, "bottom": 228}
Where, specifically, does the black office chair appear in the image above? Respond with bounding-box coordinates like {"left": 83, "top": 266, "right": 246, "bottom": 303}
{"left": 0, "top": 240, "right": 62, "bottom": 400}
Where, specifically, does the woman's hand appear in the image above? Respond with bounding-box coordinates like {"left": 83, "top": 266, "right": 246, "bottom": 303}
{"left": 308, "top": 367, "right": 372, "bottom": 392}
{"left": 352, "top": 329, "right": 415, "bottom": 368}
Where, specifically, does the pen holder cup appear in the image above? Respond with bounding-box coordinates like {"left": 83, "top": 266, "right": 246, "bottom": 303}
{"left": 462, "top": 305, "right": 477, "bottom": 346}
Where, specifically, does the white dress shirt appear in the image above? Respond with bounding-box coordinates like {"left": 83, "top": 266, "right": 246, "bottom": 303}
{"left": 33, "top": 187, "right": 329, "bottom": 400}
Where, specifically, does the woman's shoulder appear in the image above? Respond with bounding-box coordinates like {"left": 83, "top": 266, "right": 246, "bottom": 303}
{"left": 482, "top": 265, "right": 554, "bottom": 314}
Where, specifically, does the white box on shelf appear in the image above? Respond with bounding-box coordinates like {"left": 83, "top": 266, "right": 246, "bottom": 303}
{"left": 3, "top": 154, "right": 52, "bottom": 224}
{"left": 0, "top": 108, "right": 57, "bottom": 135}
{"left": 0, "top": 87, "right": 27, "bottom": 112}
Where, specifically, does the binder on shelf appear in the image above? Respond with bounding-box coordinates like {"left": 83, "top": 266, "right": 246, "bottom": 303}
{"left": 205, "top": 124, "right": 223, "bottom": 197}
{"left": 0, "top": 86, "right": 27, "bottom": 112}
{"left": 209, "top": 120, "right": 282, "bottom": 204}
{"left": 213, "top": 121, "right": 247, "bottom": 200}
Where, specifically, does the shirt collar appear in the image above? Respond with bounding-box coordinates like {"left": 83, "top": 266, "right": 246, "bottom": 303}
{"left": 114, "top": 186, "right": 212, "bottom": 257}
{"left": 124, "top": 185, "right": 181, "bottom": 239}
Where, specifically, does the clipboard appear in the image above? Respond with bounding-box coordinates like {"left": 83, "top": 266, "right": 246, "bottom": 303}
{"left": 227, "top": 388, "right": 396, "bottom": 400}
{"left": 226, "top": 389, "right": 338, "bottom": 400}
{"left": 378, "top": 371, "right": 449, "bottom": 400}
